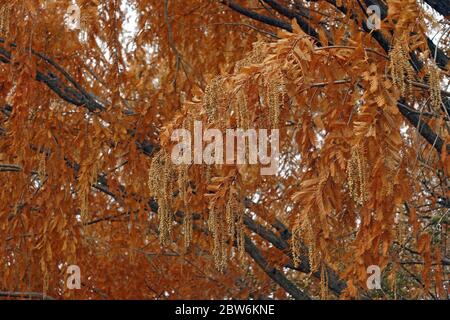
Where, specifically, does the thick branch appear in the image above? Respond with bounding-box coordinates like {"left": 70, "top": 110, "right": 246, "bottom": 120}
{"left": 221, "top": 0, "right": 293, "bottom": 32}
{"left": 0, "top": 39, "right": 104, "bottom": 112}
{"left": 262, "top": 0, "right": 321, "bottom": 42}
{"left": 244, "top": 215, "right": 347, "bottom": 296}
{"left": 0, "top": 291, "right": 55, "bottom": 300}
{"left": 324, "top": 0, "right": 450, "bottom": 154}
{"left": 361, "top": 0, "right": 448, "bottom": 69}
{"left": 423, "top": 0, "right": 450, "bottom": 17}
{"left": 397, "top": 101, "right": 449, "bottom": 154}
{"left": 0, "top": 164, "right": 22, "bottom": 172}
{"left": 243, "top": 235, "right": 311, "bottom": 300}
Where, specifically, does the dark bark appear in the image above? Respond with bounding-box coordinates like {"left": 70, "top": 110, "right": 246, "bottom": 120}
{"left": 0, "top": 38, "right": 104, "bottom": 112}
{"left": 244, "top": 215, "right": 348, "bottom": 296}
{"left": 262, "top": 0, "right": 321, "bottom": 43}
{"left": 397, "top": 101, "right": 449, "bottom": 154}
{"left": 221, "top": 0, "right": 293, "bottom": 32}
{"left": 423, "top": 0, "right": 450, "bottom": 16}
{"left": 243, "top": 236, "right": 311, "bottom": 300}
{"left": 0, "top": 291, "right": 55, "bottom": 300}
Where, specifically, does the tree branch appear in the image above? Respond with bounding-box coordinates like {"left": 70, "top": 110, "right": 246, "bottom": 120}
{"left": 221, "top": 0, "right": 293, "bottom": 32}
{"left": 397, "top": 101, "right": 449, "bottom": 154}
{"left": 0, "top": 291, "right": 55, "bottom": 300}
{"left": 423, "top": 0, "right": 450, "bottom": 17}
{"left": 0, "top": 38, "right": 104, "bottom": 112}
{"left": 243, "top": 235, "right": 311, "bottom": 300}
{"left": 261, "top": 0, "right": 321, "bottom": 43}
{"left": 244, "top": 215, "right": 347, "bottom": 296}
{"left": 0, "top": 164, "right": 22, "bottom": 172}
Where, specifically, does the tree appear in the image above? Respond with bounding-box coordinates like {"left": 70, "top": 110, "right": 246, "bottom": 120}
{"left": 0, "top": 0, "right": 448, "bottom": 300}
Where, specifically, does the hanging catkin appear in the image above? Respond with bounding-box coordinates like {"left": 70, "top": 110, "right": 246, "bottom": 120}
{"left": 225, "top": 191, "right": 236, "bottom": 241}
{"left": 38, "top": 152, "right": 47, "bottom": 183}
{"left": 78, "top": 161, "right": 100, "bottom": 222}
{"left": 389, "top": 37, "right": 415, "bottom": 96}
{"left": 346, "top": 145, "right": 368, "bottom": 206}
{"left": 204, "top": 77, "right": 225, "bottom": 126}
{"left": 235, "top": 89, "right": 249, "bottom": 130}
{"left": 208, "top": 200, "right": 226, "bottom": 271}
{"left": 0, "top": 4, "right": 10, "bottom": 36}
{"left": 148, "top": 149, "right": 173, "bottom": 245}
{"left": 234, "top": 41, "right": 265, "bottom": 72}
{"left": 177, "top": 164, "right": 192, "bottom": 249}
{"left": 292, "top": 227, "right": 303, "bottom": 268}
{"left": 231, "top": 191, "right": 245, "bottom": 262}
{"left": 292, "top": 216, "right": 319, "bottom": 273}
{"left": 266, "top": 73, "right": 284, "bottom": 128}
{"left": 429, "top": 63, "right": 442, "bottom": 112}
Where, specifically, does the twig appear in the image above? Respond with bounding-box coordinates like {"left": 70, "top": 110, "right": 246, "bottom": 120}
{"left": 0, "top": 291, "right": 55, "bottom": 300}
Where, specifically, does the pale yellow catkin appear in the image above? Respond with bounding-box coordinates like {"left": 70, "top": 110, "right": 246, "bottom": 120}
{"left": 266, "top": 74, "right": 284, "bottom": 128}
{"left": 208, "top": 201, "right": 226, "bottom": 271}
{"left": 346, "top": 145, "right": 368, "bottom": 206}
{"left": 204, "top": 77, "right": 225, "bottom": 126}
{"left": 389, "top": 37, "right": 414, "bottom": 96}
{"left": 233, "top": 193, "right": 245, "bottom": 262}
{"left": 0, "top": 4, "right": 10, "bottom": 36}
{"left": 148, "top": 150, "right": 173, "bottom": 245}
{"left": 178, "top": 164, "right": 192, "bottom": 249}
{"left": 225, "top": 192, "right": 236, "bottom": 241}
{"left": 234, "top": 42, "right": 265, "bottom": 72}
{"left": 307, "top": 222, "right": 319, "bottom": 273}
{"left": 292, "top": 227, "right": 302, "bottom": 268}
{"left": 38, "top": 152, "right": 47, "bottom": 183}
{"left": 292, "top": 217, "right": 319, "bottom": 273}
{"left": 208, "top": 189, "right": 247, "bottom": 270}
{"left": 235, "top": 89, "right": 249, "bottom": 130}
{"left": 429, "top": 63, "right": 442, "bottom": 111}
{"left": 78, "top": 161, "right": 99, "bottom": 222}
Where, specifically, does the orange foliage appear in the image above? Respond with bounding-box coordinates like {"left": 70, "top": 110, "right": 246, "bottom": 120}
{"left": 0, "top": 0, "right": 448, "bottom": 300}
